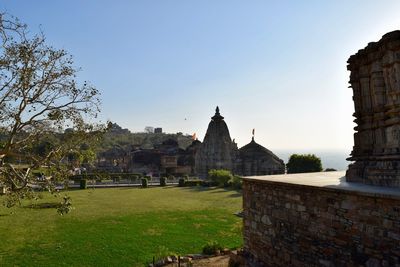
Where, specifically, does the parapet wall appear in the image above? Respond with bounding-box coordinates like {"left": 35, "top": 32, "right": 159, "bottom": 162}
{"left": 243, "top": 173, "right": 400, "bottom": 266}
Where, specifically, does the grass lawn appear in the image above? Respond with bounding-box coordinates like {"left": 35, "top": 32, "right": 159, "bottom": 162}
{"left": 0, "top": 186, "right": 242, "bottom": 266}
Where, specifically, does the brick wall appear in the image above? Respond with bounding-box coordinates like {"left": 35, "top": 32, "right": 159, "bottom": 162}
{"left": 243, "top": 179, "right": 400, "bottom": 266}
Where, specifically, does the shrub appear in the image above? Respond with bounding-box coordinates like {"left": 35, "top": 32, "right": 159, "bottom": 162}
{"left": 167, "top": 175, "right": 175, "bottom": 181}
{"left": 286, "top": 154, "right": 323, "bottom": 173}
{"left": 201, "top": 180, "right": 212, "bottom": 187}
{"left": 183, "top": 175, "right": 189, "bottom": 181}
{"left": 80, "top": 179, "right": 87, "bottom": 189}
{"left": 184, "top": 179, "right": 202, "bottom": 186}
{"left": 178, "top": 178, "right": 185, "bottom": 187}
{"left": 141, "top": 178, "right": 148, "bottom": 188}
{"left": 202, "top": 241, "right": 223, "bottom": 255}
{"left": 160, "top": 177, "right": 167, "bottom": 186}
{"left": 208, "top": 169, "right": 233, "bottom": 187}
{"left": 230, "top": 175, "right": 242, "bottom": 190}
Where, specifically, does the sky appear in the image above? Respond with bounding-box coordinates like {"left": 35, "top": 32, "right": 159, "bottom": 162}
{"left": 1, "top": 1, "right": 400, "bottom": 152}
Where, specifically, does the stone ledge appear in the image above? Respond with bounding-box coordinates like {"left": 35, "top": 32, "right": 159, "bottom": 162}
{"left": 243, "top": 171, "right": 400, "bottom": 200}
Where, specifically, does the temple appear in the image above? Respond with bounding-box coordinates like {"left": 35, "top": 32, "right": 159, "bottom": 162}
{"left": 347, "top": 30, "right": 400, "bottom": 187}
{"left": 239, "top": 136, "right": 285, "bottom": 176}
{"left": 195, "top": 106, "right": 285, "bottom": 178}
{"left": 194, "top": 106, "right": 240, "bottom": 177}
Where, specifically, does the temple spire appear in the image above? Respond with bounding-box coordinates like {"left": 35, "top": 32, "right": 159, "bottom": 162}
{"left": 211, "top": 106, "right": 224, "bottom": 121}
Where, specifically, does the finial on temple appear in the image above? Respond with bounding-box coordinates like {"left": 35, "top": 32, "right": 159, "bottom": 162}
{"left": 211, "top": 106, "right": 224, "bottom": 120}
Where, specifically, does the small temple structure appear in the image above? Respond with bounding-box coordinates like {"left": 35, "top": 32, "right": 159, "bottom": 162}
{"left": 239, "top": 136, "right": 285, "bottom": 176}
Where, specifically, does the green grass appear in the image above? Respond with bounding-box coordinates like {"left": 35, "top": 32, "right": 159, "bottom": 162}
{"left": 0, "top": 186, "right": 242, "bottom": 266}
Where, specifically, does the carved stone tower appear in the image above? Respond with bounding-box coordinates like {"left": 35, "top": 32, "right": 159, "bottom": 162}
{"left": 195, "top": 107, "right": 239, "bottom": 178}
{"left": 347, "top": 31, "right": 400, "bottom": 187}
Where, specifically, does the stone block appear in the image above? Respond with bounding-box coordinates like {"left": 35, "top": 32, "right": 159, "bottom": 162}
{"left": 261, "top": 215, "right": 272, "bottom": 225}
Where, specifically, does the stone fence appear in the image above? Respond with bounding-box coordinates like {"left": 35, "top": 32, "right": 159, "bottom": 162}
{"left": 243, "top": 171, "right": 400, "bottom": 266}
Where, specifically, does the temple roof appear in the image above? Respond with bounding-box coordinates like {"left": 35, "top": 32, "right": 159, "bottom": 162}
{"left": 239, "top": 137, "right": 283, "bottom": 162}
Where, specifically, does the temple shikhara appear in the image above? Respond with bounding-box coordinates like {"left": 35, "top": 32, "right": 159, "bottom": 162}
{"left": 195, "top": 106, "right": 285, "bottom": 178}
{"left": 347, "top": 30, "right": 400, "bottom": 187}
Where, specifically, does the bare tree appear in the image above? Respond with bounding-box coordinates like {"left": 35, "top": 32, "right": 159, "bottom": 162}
{"left": 0, "top": 13, "right": 104, "bottom": 213}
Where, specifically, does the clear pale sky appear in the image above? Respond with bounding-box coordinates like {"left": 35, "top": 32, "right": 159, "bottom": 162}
{"left": 2, "top": 1, "right": 400, "bottom": 151}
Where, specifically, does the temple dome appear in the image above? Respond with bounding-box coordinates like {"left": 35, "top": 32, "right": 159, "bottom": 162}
{"left": 239, "top": 137, "right": 285, "bottom": 176}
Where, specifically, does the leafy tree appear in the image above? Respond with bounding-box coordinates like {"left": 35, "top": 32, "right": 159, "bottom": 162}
{"left": 0, "top": 13, "right": 104, "bottom": 213}
{"left": 286, "top": 154, "right": 323, "bottom": 174}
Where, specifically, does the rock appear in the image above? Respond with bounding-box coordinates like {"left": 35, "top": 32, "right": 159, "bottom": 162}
{"left": 222, "top": 248, "right": 231, "bottom": 254}
{"left": 261, "top": 215, "right": 272, "bottom": 225}
{"left": 180, "top": 256, "right": 192, "bottom": 263}
{"left": 155, "top": 259, "right": 164, "bottom": 267}
{"left": 187, "top": 254, "right": 203, "bottom": 260}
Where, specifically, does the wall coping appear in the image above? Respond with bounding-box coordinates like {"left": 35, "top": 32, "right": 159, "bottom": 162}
{"left": 243, "top": 171, "right": 400, "bottom": 200}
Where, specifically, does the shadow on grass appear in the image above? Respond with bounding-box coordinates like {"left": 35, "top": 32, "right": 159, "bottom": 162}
{"left": 227, "top": 192, "right": 242, "bottom": 198}
{"left": 179, "top": 186, "right": 220, "bottom": 192}
{"left": 179, "top": 186, "right": 242, "bottom": 197}
{"left": 24, "top": 202, "right": 60, "bottom": 209}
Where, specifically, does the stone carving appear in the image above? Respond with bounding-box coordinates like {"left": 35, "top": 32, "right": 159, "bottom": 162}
{"left": 347, "top": 30, "right": 400, "bottom": 187}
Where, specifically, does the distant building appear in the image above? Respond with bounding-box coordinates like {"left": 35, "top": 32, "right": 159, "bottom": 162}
{"left": 128, "top": 139, "right": 194, "bottom": 176}
{"left": 154, "top": 128, "right": 162, "bottom": 133}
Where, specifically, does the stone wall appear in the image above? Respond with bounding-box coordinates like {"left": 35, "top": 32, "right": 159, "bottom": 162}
{"left": 243, "top": 177, "right": 400, "bottom": 266}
